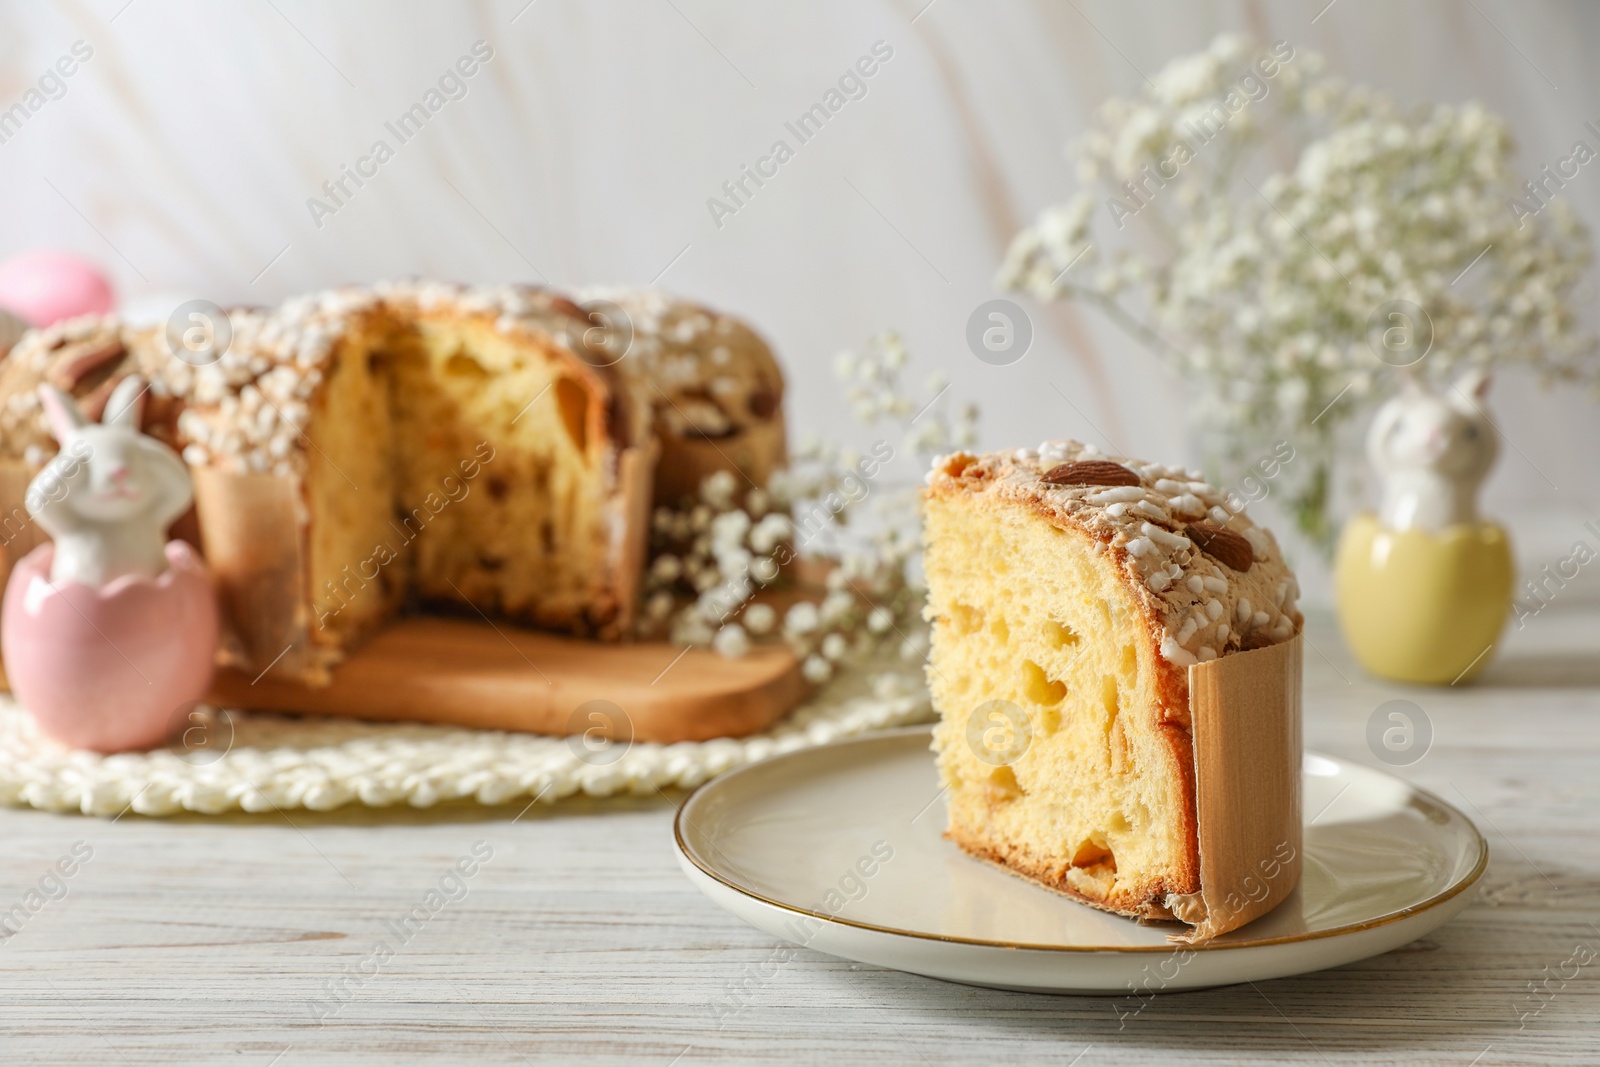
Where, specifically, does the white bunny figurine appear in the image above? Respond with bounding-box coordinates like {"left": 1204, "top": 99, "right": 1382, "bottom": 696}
{"left": 27, "top": 375, "right": 194, "bottom": 587}
{"left": 1366, "top": 369, "right": 1498, "bottom": 533}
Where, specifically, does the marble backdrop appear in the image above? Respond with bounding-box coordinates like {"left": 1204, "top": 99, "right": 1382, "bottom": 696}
{"left": 1, "top": 0, "right": 1597, "bottom": 599}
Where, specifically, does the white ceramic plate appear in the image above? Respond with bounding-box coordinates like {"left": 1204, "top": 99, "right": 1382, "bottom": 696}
{"left": 673, "top": 725, "right": 1486, "bottom": 994}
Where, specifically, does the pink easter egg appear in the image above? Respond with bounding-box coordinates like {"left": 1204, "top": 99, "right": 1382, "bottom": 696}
{"left": 0, "top": 249, "right": 115, "bottom": 327}
{"left": 2, "top": 540, "right": 219, "bottom": 753}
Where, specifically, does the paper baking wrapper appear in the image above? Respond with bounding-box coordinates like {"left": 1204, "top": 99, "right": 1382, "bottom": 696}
{"left": 1167, "top": 634, "right": 1304, "bottom": 943}
{"left": 188, "top": 467, "right": 337, "bottom": 684}
{"left": 608, "top": 437, "right": 658, "bottom": 638}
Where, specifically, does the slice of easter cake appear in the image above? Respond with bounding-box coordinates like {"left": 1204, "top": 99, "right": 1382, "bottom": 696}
{"left": 922, "top": 441, "right": 1303, "bottom": 935}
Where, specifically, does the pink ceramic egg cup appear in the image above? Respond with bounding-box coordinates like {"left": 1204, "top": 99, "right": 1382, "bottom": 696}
{"left": 2, "top": 541, "right": 219, "bottom": 752}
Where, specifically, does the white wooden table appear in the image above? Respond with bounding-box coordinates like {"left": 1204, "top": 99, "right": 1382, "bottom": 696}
{"left": 1, "top": 604, "right": 1595, "bottom": 1066}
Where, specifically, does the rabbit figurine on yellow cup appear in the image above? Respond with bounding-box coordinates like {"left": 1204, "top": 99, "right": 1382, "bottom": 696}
{"left": 1335, "top": 371, "right": 1512, "bottom": 684}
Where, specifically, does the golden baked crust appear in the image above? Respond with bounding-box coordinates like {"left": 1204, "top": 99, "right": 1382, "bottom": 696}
{"left": 922, "top": 440, "right": 1301, "bottom": 920}
{"left": 579, "top": 289, "right": 787, "bottom": 503}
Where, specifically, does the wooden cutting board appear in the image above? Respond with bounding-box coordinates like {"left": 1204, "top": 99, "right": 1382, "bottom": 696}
{"left": 206, "top": 616, "right": 808, "bottom": 743}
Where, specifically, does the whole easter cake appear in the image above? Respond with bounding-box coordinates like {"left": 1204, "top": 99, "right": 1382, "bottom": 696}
{"left": 0, "top": 283, "right": 785, "bottom": 685}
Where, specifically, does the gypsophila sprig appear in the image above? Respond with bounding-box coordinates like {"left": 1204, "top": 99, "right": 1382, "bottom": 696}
{"left": 1000, "top": 33, "right": 1597, "bottom": 549}
{"left": 637, "top": 332, "right": 950, "bottom": 682}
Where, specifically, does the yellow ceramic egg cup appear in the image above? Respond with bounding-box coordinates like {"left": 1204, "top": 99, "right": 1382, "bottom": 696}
{"left": 1334, "top": 514, "right": 1513, "bottom": 684}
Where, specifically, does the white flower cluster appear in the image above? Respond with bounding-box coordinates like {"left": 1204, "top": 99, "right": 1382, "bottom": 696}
{"left": 637, "top": 334, "right": 957, "bottom": 682}
{"left": 999, "top": 33, "right": 1597, "bottom": 542}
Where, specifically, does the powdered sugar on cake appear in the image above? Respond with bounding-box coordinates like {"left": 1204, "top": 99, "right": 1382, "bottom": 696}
{"left": 925, "top": 440, "right": 1302, "bottom": 666}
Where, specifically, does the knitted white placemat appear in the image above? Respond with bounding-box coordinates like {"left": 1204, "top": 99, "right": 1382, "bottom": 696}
{"left": 0, "top": 660, "right": 934, "bottom": 818}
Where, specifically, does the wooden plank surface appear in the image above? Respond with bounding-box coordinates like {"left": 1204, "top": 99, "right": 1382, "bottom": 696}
{"left": 0, "top": 605, "right": 1597, "bottom": 1065}
{"left": 208, "top": 616, "right": 808, "bottom": 743}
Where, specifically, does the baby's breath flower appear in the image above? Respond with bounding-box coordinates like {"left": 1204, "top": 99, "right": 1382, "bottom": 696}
{"left": 743, "top": 602, "right": 777, "bottom": 635}
{"left": 749, "top": 513, "right": 792, "bottom": 553}
{"left": 802, "top": 655, "right": 833, "bottom": 684}
{"left": 640, "top": 331, "right": 945, "bottom": 672}
{"left": 713, "top": 623, "right": 750, "bottom": 659}
{"left": 700, "top": 470, "right": 738, "bottom": 510}
{"left": 709, "top": 510, "right": 750, "bottom": 549}
{"left": 785, "top": 602, "right": 820, "bottom": 635}
{"left": 999, "top": 33, "right": 1597, "bottom": 549}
